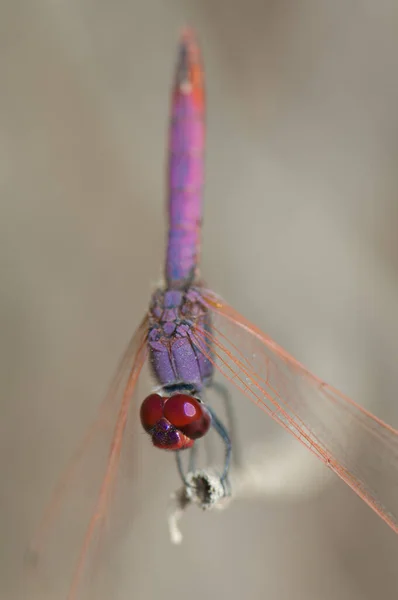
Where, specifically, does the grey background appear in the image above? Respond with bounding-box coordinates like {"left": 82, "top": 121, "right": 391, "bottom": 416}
{"left": 2, "top": 1, "right": 398, "bottom": 599}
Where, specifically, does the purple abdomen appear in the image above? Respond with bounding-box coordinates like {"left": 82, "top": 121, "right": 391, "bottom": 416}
{"left": 148, "top": 288, "right": 213, "bottom": 393}
{"left": 165, "top": 31, "right": 205, "bottom": 288}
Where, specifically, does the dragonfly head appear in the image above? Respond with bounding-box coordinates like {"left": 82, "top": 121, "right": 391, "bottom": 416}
{"left": 140, "top": 393, "right": 211, "bottom": 450}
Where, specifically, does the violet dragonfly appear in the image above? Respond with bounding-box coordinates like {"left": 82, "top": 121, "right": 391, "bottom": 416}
{"left": 27, "top": 27, "right": 398, "bottom": 600}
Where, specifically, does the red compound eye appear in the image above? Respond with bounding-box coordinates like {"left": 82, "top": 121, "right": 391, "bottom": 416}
{"left": 163, "top": 394, "right": 211, "bottom": 440}
{"left": 163, "top": 394, "right": 202, "bottom": 427}
{"left": 140, "top": 393, "right": 164, "bottom": 432}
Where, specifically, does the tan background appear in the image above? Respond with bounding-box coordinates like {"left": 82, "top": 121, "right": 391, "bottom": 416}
{"left": 2, "top": 1, "right": 398, "bottom": 599}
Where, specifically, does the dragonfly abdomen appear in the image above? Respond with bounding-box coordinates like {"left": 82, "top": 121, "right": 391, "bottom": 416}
{"left": 165, "top": 29, "right": 205, "bottom": 288}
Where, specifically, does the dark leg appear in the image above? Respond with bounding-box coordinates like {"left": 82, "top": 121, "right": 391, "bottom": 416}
{"left": 175, "top": 443, "right": 198, "bottom": 486}
{"left": 175, "top": 406, "right": 231, "bottom": 493}
{"left": 203, "top": 422, "right": 216, "bottom": 470}
{"left": 188, "top": 442, "right": 198, "bottom": 473}
{"left": 174, "top": 381, "right": 236, "bottom": 492}
{"left": 205, "top": 404, "right": 232, "bottom": 485}
{"left": 175, "top": 450, "right": 187, "bottom": 485}
{"left": 208, "top": 380, "right": 241, "bottom": 469}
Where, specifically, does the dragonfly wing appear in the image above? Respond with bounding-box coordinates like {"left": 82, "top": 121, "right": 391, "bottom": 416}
{"left": 25, "top": 315, "right": 149, "bottom": 600}
{"left": 194, "top": 290, "right": 398, "bottom": 534}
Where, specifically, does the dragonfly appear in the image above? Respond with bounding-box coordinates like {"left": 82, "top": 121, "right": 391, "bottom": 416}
{"left": 28, "top": 27, "right": 398, "bottom": 600}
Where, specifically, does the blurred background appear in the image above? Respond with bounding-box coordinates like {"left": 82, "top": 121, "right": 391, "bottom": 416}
{"left": 2, "top": 1, "right": 398, "bottom": 599}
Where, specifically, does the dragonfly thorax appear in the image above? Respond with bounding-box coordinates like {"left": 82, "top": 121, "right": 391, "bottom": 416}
{"left": 148, "top": 286, "right": 213, "bottom": 393}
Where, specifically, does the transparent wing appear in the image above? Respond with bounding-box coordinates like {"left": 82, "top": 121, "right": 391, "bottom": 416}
{"left": 194, "top": 289, "right": 398, "bottom": 534}
{"left": 24, "top": 316, "right": 149, "bottom": 600}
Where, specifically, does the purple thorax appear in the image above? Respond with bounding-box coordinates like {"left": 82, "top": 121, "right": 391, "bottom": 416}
{"left": 148, "top": 287, "right": 213, "bottom": 393}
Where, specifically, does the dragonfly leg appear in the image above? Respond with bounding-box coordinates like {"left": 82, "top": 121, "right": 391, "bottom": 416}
{"left": 175, "top": 450, "right": 187, "bottom": 485}
{"left": 208, "top": 380, "right": 241, "bottom": 469}
{"left": 175, "top": 444, "right": 198, "bottom": 486}
{"left": 174, "top": 382, "right": 235, "bottom": 494}
{"left": 188, "top": 441, "right": 198, "bottom": 473}
{"left": 205, "top": 404, "right": 232, "bottom": 488}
